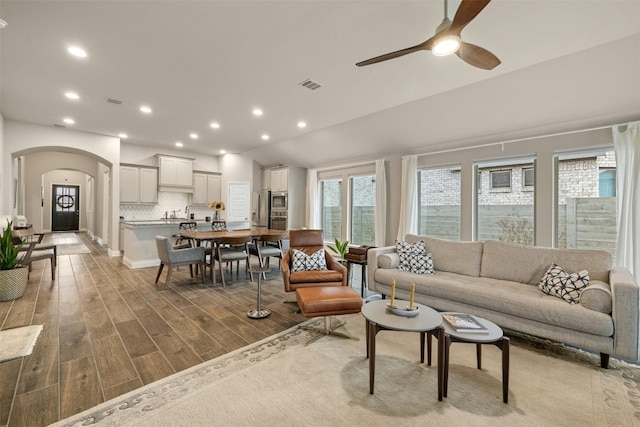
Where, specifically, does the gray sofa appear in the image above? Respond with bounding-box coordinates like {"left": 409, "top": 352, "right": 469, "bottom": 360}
{"left": 367, "top": 235, "right": 640, "bottom": 368}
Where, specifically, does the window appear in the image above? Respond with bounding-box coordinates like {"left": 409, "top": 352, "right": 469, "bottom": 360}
{"left": 417, "top": 167, "right": 461, "bottom": 240}
{"left": 599, "top": 169, "right": 616, "bottom": 197}
{"left": 523, "top": 168, "right": 534, "bottom": 188}
{"left": 490, "top": 170, "right": 511, "bottom": 190}
{"left": 319, "top": 164, "right": 376, "bottom": 246}
{"left": 350, "top": 175, "right": 375, "bottom": 245}
{"left": 320, "top": 179, "right": 342, "bottom": 243}
{"left": 476, "top": 159, "right": 535, "bottom": 246}
{"left": 556, "top": 150, "right": 617, "bottom": 260}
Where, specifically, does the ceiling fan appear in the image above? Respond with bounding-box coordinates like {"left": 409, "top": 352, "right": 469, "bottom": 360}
{"left": 356, "top": 0, "right": 500, "bottom": 70}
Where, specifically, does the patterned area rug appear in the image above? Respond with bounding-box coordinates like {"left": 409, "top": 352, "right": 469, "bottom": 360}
{"left": 56, "top": 243, "right": 91, "bottom": 255}
{"left": 52, "top": 315, "right": 639, "bottom": 426}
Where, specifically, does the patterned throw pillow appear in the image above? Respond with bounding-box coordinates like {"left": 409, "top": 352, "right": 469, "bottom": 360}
{"left": 539, "top": 263, "right": 590, "bottom": 304}
{"left": 396, "top": 240, "right": 426, "bottom": 271}
{"left": 291, "top": 249, "right": 327, "bottom": 272}
{"left": 410, "top": 252, "right": 434, "bottom": 275}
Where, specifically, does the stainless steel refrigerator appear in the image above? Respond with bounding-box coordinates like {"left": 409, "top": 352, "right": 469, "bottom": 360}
{"left": 252, "top": 189, "right": 271, "bottom": 228}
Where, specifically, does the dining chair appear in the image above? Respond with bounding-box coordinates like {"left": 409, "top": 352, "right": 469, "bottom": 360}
{"left": 249, "top": 232, "right": 285, "bottom": 276}
{"left": 211, "top": 220, "right": 227, "bottom": 231}
{"left": 213, "top": 235, "right": 253, "bottom": 287}
{"left": 13, "top": 227, "right": 57, "bottom": 280}
{"left": 174, "top": 221, "right": 197, "bottom": 247}
{"left": 155, "top": 236, "right": 206, "bottom": 288}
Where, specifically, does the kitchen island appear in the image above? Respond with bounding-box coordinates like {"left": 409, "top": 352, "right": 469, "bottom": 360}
{"left": 120, "top": 220, "right": 209, "bottom": 268}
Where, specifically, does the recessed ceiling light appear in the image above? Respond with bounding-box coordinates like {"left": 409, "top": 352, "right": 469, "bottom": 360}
{"left": 65, "top": 92, "right": 80, "bottom": 100}
{"left": 297, "top": 121, "right": 307, "bottom": 129}
{"left": 140, "top": 106, "right": 152, "bottom": 114}
{"left": 118, "top": 133, "right": 128, "bottom": 139}
{"left": 175, "top": 141, "right": 184, "bottom": 148}
{"left": 63, "top": 118, "right": 75, "bottom": 125}
{"left": 67, "top": 46, "right": 87, "bottom": 58}
{"left": 189, "top": 133, "right": 198, "bottom": 139}
{"left": 261, "top": 134, "right": 270, "bottom": 141}
{"left": 220, "top": 150, "right": 226, "bottom": 154}
{"left": 252, "top": 108, "right": 263, "bottom": 117}
{"left": 210, "top": 122, "right": 220, "bottom": 129}
{"left": 0, "top": 19, "right": 7, "bottom": 29}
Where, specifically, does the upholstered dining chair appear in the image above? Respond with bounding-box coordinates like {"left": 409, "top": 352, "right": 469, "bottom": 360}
{"left": 249, "top": 232, "right": 285, "bottom": 273}
{"left": 281, "top": 229, "right": 347, "bottom": 295}
{"left": 212, "top": 235, "right": 253, "bottom": 287}
{"left": 13, "top": 227, "right": 57, "bottom": 280}
{"left": 155, "top": 236, "right": 206, "bottom": 288}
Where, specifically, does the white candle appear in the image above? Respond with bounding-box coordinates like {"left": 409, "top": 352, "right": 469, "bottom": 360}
{"left": 390, "top": 279, "right": 396, "bottom": 307}
{"left": 409, "top": 282, "right": 415, "bottom": 310}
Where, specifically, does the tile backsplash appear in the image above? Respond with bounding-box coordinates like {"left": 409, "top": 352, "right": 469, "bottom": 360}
{"left": 119, "top": 192, "right": 216, "bottom": 220}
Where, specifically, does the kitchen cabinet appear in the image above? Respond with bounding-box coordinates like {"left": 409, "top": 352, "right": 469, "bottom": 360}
{"left": 119, "top": 165, "right": 158, "bottom": 204}
{"left": 157, "top": 155, "right": 194, "bottom": 191}
{"left": 192, "top": 172, "right": 221, "bottom": 205}
{"left": 270, "top": 168, "right": 288, "bottom": 192}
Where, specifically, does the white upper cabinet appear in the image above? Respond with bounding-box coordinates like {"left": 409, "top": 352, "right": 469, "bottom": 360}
{"left": 157, "top": 155, "right": 194, "bottom": 191}
{"left": 270, "top": 168, "right": 288, "bottom": 192}
{"left": 119, "top": 165, "right": 158, "bottom": 204}
{"left": 192, "top": 172, "right": 221, "bottom": 205}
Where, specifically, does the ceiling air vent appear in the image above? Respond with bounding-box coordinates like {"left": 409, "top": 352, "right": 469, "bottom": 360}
{"left": 104, "top": 97, "right": 123, "bottom": 105}
{"left": 299, "top": 79, "right": 322, "bottom": 91}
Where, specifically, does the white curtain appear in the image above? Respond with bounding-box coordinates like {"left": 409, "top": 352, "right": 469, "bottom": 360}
{"left": 397, "top": 155, "right": 418, "bottom": 241}
{"left": 613, "top": 121, "right": 640, "bottom": 277}
{"left": 374, "top": 159, "right": 387, "bottom": 247}
{"left": 306, "top": 169, "right": 320, "bottom": 229}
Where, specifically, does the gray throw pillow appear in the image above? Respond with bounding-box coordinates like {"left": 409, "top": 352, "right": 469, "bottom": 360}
{"left": 539, "top": 263, "right": 589, "bottom": 304}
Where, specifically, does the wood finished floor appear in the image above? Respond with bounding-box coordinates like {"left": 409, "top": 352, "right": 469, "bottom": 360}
{"left": 0, "top": 232, "right": 314, "bottom": 427}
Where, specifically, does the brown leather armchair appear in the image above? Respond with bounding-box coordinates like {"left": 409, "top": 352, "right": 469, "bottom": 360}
{"left": 282, "top": 229, "right": 347, "bottom": 293}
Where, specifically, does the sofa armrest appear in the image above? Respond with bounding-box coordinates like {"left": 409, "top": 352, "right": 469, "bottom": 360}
{"left": 610, "top": 267, "right": 640, "bottom": 362}
{"left": 367, "top": 245, "right": 397, "bottom": 293}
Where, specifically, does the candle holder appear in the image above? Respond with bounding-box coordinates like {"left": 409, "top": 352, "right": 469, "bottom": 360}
{"left": 386, "top": 303, "right": 419, "bottom": 318}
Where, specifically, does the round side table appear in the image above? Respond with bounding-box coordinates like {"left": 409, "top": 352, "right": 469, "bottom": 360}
{"left": 247, "top": 266, "right": 271, "bottom": 319}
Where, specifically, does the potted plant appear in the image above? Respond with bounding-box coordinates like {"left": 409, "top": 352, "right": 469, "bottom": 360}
{"left": 327, "top": 238, "right": 349, "bottom": 264}
{"left": 0, "top": 221, "right": 29, "bottom": 301}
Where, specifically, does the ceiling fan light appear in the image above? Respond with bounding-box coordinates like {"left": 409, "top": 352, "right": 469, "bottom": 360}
{"left": 432, "top": 35, "right": 460, "bottom": 56}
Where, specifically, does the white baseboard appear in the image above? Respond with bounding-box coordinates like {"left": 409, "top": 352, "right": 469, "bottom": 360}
{"left": 123, "top": 257, "right": 160, "bottom": 269}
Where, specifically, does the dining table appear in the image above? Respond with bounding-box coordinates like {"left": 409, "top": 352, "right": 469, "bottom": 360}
{"left": 179, "top": 228, "right": 287, "bottom": 282}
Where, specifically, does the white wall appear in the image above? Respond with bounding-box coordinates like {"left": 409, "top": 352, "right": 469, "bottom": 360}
{"left": 2, "top": 121, "right": 121, "bottom": 253}
{"left": 0, "top": 113, "right": 4, "bottom": 215}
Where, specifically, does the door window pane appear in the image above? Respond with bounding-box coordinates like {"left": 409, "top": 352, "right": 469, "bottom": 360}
{"left": 321, "top": 179, "right": 342, "bottom": 242}
{"left": 350, "top": 175, "right": 375, "bottom": 245}
{"left": 418, "top": 167, "right": 461, "bottom": 241}
{"left": 477, "top": 161, "right": 535, "bottom": 245}
{"left": 557, "top": 150, "right": 617, "bottom": 260}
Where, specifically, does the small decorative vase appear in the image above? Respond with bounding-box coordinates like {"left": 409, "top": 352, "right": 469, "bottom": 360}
{"left": 214, "top": 211, "right": 220, "bottom": 221}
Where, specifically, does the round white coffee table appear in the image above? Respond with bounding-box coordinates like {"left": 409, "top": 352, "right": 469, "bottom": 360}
{"left": 440, "top": 312, "right": 510, "bottom": 403}
{"left": 361, "top": 299, "right": 444, "bottom": 399}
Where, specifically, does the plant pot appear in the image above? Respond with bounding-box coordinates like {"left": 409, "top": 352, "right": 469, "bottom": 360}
{"left": 0, "top": 266, "right": 29, "bottom": 301}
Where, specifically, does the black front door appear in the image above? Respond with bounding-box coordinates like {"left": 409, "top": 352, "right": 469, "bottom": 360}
{"left": 52, "top": 185, "right": 80, "bottom": 231}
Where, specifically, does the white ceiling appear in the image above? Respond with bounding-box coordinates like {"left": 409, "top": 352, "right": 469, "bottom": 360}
{"left": 1, "top": 1, "right": 640, "bottom": 168}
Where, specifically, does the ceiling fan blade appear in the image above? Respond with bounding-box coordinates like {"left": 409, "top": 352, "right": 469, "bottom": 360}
{"left": 448, "top": 0, "right": 492, "bottom": 35}
{"left": 456, "top": 41, "right": 501, "bottom": 70}
{"left": 356, "top": 38, "right": 435, "bottom": 67}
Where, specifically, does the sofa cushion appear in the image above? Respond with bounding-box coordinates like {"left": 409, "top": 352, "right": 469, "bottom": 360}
{"left": 480, "top": 240, "right": 611, "bottom": 285}
{"left": 396, "top": 240, "right": 426, "bottom": 272}
{"left": 291, "top": 248, "right": 327, "bottom": 272}
{"left": 405, "top": 235, "right": 483, "bottom": 277}
{"left": 580, "top": 280, "right": 613, "bottom": 314}
{"left": 539, "top": 263, "right": 589, "bottom": 304}
{"left": 374, "top": 268, "right": 613, "bottom": 337}
{"left": 378, "top": 253, "right": 400, "bottom": 269}
{"left": 410, "top": 252, "right": 434, "bottom": 275}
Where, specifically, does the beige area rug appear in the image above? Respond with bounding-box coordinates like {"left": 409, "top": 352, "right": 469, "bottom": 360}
{"left": 0, "top": 325, "right": 43, "bottom": 363}
{"left": 53, "top": 315, "right": 639, "bottom": 426}
{"left": 56, "top": 243, "right": 91, "bottom": 255}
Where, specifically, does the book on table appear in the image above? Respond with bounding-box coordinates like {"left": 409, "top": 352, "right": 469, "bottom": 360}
{"left": 442, "top": 313, "right": 489, "bottom": 333}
